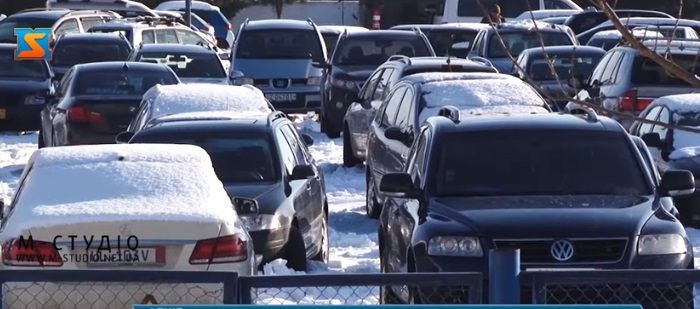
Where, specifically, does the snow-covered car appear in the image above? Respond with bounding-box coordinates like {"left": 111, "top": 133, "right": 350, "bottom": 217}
{"left": 515, "top": 9, "right": 583, "bottom": 21}
{"left": 117, "top": 83, "right": 273, "bottom": 142}
{"left": 586, "top": 29, "right": 664, "bottom": 51}
{"left": 0, "top": 143, "right": 255, "bottom": 308}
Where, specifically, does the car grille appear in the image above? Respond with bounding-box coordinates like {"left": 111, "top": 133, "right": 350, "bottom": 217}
{"left": 492, "top": 239, "right": 627, "bottom": 263}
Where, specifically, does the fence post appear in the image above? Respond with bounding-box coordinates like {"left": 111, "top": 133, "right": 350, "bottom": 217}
{"left": 238, "top": 277, "right": 253, "bottom": 304}
{"left": 488, "top": 248, "right": 520, "bottom": 304}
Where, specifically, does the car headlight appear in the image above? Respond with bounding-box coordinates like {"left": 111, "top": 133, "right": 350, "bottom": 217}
{"left": 428, "top": 236, "right": 483, "bottom": 257}
{"left": 307, "top": 76, "right": 322, "bottom": 86}
{"left": 330, "top": 77, "right": 356, "bottom": 89}
{"left": 240, "top": 214, "right": 282, "bottom": 231}
{"left": 637, "top": 234, "right": 687, "bottom": 255}
{"left": 24, "top": 94, "right": 45, "bottom": 105}
{"left": 233, "top": 77, "right": 254, "bottom": 85}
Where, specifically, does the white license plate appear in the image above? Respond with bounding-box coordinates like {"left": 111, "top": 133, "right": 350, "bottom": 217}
{"left": 526, "top": 268, "right": 598, "bottom": 271}
{"left": 86, "top": 248, "right": 161, "bottom": 265}
{"left": 265, "top": 93, "right": 297, "bottom": 102}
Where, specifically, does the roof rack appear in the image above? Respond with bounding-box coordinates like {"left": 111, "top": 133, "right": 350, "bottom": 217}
{"left": 412, "top": 26, "right": 424, "bottom": 35}
{"left": 437, "top": 106, "right": 461, "bottom": 123}
{"left": 388, "top": 55, "right": 411, "bottom": 64}
{"left": 569, "top": 107, "right": 599, "bottom": 122}
{"left": 307, "top": 18, "right": 315, "bottom": 26}
{"left": 133, "top": 15, "right": 181, "bottom": 26}
{"left": 267, "top": 111, "right": 287, "bottom": 125}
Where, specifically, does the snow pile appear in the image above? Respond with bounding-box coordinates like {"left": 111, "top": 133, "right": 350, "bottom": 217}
{"left": 592, "top": 29, "right": 664, "bottom": 39}
{"left": 144, "top": 83, "right": 271, "bottom": 120}
{"left": 652, "top": 94, "right": 700, "bottom": 160}
{"left": 500, "top": 19, "right": 562, "bottom": 31}
{"left": 0, "top": 144, "right": 235, "bottom": 241}
{"left": 154, "top": 110, "right": 272, "bottom": 122}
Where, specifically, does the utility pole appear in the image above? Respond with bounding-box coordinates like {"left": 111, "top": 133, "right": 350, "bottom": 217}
{"left": 185, "top": 0, "right": 192, "bottom": 27}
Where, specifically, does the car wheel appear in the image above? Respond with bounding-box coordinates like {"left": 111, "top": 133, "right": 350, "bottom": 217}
{"left": 285, "top": 225, "right": 307, "bottom": 271}
{"left": 37, "top": 130, "right": 45, "bottom": 148}
{"left": 311, "top": 207, "right": 329, "bottom": 263}
{"left": 343, "top": 126, "right": 360, "bottom": 167}
{"left": 366, "top": 172, "right": 381, "bottom": 218}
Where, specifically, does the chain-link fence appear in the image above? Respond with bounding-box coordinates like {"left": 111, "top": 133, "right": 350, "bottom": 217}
{"left": 0, "top": 269, "right": 238, "bottom": 309}
{"left": 238, "top": 272, "right": 483, "bottom": 304}
{"left": 525, "top": 269, "right": 700, "bottom": 308}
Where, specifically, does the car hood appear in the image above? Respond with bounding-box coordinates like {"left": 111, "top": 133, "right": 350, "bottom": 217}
{"left": 224, "top": 183, "right": 284, "bottom": 214}
{"left": 0, "top": 78, "right": 50, "bottom": 93}
{"left": 429, "top": 195, "right": 653, "bottom": 238}
{"left": 233, "top": 59, "right": 322, "bottom": 79}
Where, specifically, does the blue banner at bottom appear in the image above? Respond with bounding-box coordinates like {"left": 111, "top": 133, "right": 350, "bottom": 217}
{"left": 134, "top": 305, "right": 643, "bottom": 309}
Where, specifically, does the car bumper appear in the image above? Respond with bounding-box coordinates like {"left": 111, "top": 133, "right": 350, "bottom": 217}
{"left": 249, "top": 227, "right": 289, "bottom": 263}
{"left": 323, "top": 87, "right": 358, "bottom": 124}
{"left": 259, "top": 87, "right": 320, "bottom": 114}
{"left": 66, "top": 124, "right": 120, "bottom": 146}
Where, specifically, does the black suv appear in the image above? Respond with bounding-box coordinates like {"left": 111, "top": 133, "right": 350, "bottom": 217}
{"left": 378, "top": 107, "right": 695, "bottom": 305}
{"left": 0, "top": 8, "right": 118, "bottom": 43}
{"left": 127, "top": 111, "right": 328, "bottom": 271}
{"left": 315, "top": 29, "right": 436, "bottom": 138}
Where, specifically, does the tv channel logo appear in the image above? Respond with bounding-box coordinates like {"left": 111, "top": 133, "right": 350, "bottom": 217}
{"left": 14, "top": 28, "right": 52, "bottom": 61}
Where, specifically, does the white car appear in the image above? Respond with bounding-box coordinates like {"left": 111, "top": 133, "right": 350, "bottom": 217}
{"left": 117, "top": 83, "right": 274, "bottom": 141}
{"left": 0, "top": 143, "right": 254, "bottom": 308}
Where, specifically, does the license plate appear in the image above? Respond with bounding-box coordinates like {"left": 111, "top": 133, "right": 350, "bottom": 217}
{"left": 0, "top": 109, "right": 6, "bottom": 119}
{"left": 526, "top": 268, "right": 598, "bottom": 271}
{"left": 265, "top": 93, "right": 297, "bottom": 102}
{"left": 86, "top": 247, "right": 163, "bottom": 265}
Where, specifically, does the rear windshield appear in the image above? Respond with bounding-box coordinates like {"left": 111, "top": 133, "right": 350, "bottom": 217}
{"left": 0, "top": 17, "right": 56, "bottom": 42}
{"left": 235, "top": 29, "right": 324, "bottom": 62}
{"left": 333, "top": 37, "right": 431, "bottom": 65}
{"left": 586, "top": 38, "right": 619, "bottom": 51}
{"left": 528, "top": 53, "right": 602, "bottom": 81}
{"left": 75, "top": 70, "right": 178, "bottom": 95}
{"left": 632, "top": 55, "right": 700, "bottom": 86}
{"left": 52, "top": 42, "right": 131, "bottom": 67}
{"left": 425, "top": 29, "right": 479, "bottom": 57}
{"left": 488, "top": 31, "right": 573, "bottom": 57}
{"left": 434, "top": 130, "right": 652, "bottom": 196}
{"left": 137, "top": 51, "right": 226, "bottom": 78}
{"left": 457, "top": 0, "right": 539, "bottom": 18}
{"left": 322, "top": 33, "right": 340, "bottom": 57}
{"left": 0, "top": 50, "right": 48, "bottom": 79}
{"left": 130, "top": 133, "right": 279, "bottom": 183}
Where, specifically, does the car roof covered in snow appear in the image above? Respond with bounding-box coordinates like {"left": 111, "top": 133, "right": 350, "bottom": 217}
{"left": 143, "top": 83, "right": 272, "bottom": 121}
{"left": 317, "top": 25, "right": 369, "bottom": 34}
{"left": 425, "top": 112, "right": 624, "bottom": 133}
{"left": 592, "top": 29, "right": 664, "bottom": 39}
{"left": 1, "top": 144, "right": 236, "bottom": 241}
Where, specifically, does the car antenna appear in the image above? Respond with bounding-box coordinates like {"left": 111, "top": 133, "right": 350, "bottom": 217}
{"left": 446, "top": 34, "right": 453, "bottom": 72}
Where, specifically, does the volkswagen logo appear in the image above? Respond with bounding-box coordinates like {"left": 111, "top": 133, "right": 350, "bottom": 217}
{"left": 550, "top": 239, "right": 574, "bottom": 261}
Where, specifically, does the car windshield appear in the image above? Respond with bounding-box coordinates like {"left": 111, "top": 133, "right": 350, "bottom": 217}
{"left": 0, "top": 17, "right": 56, "bottom": 42}
{"left": 333, "top": 37, "right": 431, "bottom": 65}
{"left": 586, "top": 38, "right": 620, "bottom": 51}
{"left": 191, "top": 9, "right": 214, "bottom": 24}
{"left": 131, "top": 133, "right": 279, "bottom": 183}
{"left": 433, "top": 130, "right": 652, "bottom": 196}
{"left": 75, "top": 70, "right": 178, "bottom": 95}
{"left": 52, "top": 42, "right": 131, "bottom": 67}
{"left": 675, "top": 112, "right": 700, "bottom": 127}
{"left": 322, "top": 32, "right": 340, "bottom": 57}
{"left": 527, "top": 53, "right": 602, "bottom": 81}
{"left": 425, "top": 29, "right": 478, "bottom": 57}
{"left": 235, "top": 29, "right": 324, "bottom": 62}
{"left": 137, "top": 52, "right": 226, "bottom": 78}
{"left": 0, "top": 50, "right": 48, "bottom": 79}
{"left": 632, "top": 55, "right": 700, "bottom": 86}
{"left": 488, "top": 31, "right": 573, "bottom": 57}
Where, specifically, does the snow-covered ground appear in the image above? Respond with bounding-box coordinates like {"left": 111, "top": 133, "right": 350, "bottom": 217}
{"left": 1, "top": 117, "right": 700, "bottom": 305}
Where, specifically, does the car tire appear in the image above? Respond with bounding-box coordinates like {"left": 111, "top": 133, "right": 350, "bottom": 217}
{"left": 311, "top": 207, "right": 329, "bottom": 263}
{"left": 37, "top": 130, "right": 45, "bottom": 149}
{"left": 325, "top": 120, "right": 341, "bottom": 139}
{"left": 366, "top": 172, "right": 381, "bottom": 219}
{"left": 379, "top": 234, "right": 401, "bottom": 304}
{"left": 343, "top": 126, "right": 360, "bottom": 167}
{"left": 285, "top": 226, "right": 307, "bottom": 271}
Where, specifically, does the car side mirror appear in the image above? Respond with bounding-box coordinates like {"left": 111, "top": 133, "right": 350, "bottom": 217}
{"left": 290, "top": 164, "right": 316, "bottom": 181}
{"left": 115, "top": 131, "right": 135, "bottom": 144}
{"left": 659, "top": 169, "right": 695, "bottom": 197}
{"left": 301, "top": 133, "right": 314, "bottom": 146}
{"left": 380, "top": 173, "right": 420, "bottom": 198}
{"left": 312, "top": 61, "right": 330, "bottom": 69}
{"left": 641, "top": 132, "right": 663, "bottom": 148}
{"left": 232, "top": 197, "right": 259, "bottom": 215}
{"left": 385, "top": 126, "right": 413, "bottom": 144}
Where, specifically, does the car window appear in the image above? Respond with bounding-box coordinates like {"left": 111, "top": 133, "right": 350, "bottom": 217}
{"left": 280, "top": 124, "right": 306, "bottom": 165}
{"left": 137, "top": 51, "right": 226, "bottom": 78}
{"left": 0, "top": 17, "right": 56, "bottom": 42}
{"left": 382, "top": 86, "right": 407, "bottom": 127}
{"left": 75, "top": 70, "right": 179, "bottom": 95}
{"left": 638, "top": 106, "right": 661, "bottom": 135}
{"left": 588, "top": 52, "right": 613, "bottom": 84}
{"left": 488, "top": 31, "right": 573, "bottom": 58}
{"left": 652, "top": 107, "right": 670, "bottom": 139}
{"left": 374, "top": 68, "right": 395, "bottom": 100}
{"left": 52, "top": 41, "right": 131, "bottom": 67}
{"left": 142, "top": 30, "right": 156, "bottom": 44}
{"left": 425, "top": 29, "right": 479, "bottom": 57}
{"left": 155, "top": 29, "right": 179, "bottom": 43}
{"left": 600, "top": 51, "right": 622, "bottom": 84}
{"left": 177, "top": 30, "right": 206, "bottom": 45}
{"left": 406, "top": 128, "right": 429, "bottom": 182}
{"left": 631, "top": 54, "right": 700, "bottom": 86}
{"left": 55, "top": 19, "right": 80, "bottom": 36}
{"left": 361, "top": 69, "right": 383, "bottom": 101}
{"left": 322, "top": 32, "right": 340, "bottom": 57}
{"left": 0, "top": 49, "right": 49, "bottom": 79}
{"left": 275, "top": 128, "right": 296, "bottom": 175}
{"left": 236, "top": 29, "right": 325, "bottom": 62}
{"left": 333, "top": 37, "right": 432, "bottom": 66}
{"left": 395, "top": 87, "right": 414, "bottom": 129}
{"left": 80, "top": 17, "right": 105, "bottom": 30}
{"left": 527, "top": 53, "right": 603, "bottom": 81}
{"left": 457, "top": 0, "right": 539, "bottom": 18}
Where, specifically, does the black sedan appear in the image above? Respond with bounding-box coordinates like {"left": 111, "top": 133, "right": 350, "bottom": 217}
{"left": 51, "top": 33, "right": 132, "bottom": 80}
{"left": 39, "top": 61, "right": 180, "bottom": 147}
{"left": 512, "top": 45, "right": 605, "bottom": 111}
{"left": 0, "top": 43, "right": 54, "bottom": 132}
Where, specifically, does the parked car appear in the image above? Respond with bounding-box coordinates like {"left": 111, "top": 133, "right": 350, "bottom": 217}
{"left": 39, "top": 61, "right": 181, "bottom": 147}
{"left": 586, "top": 29, "right": 664, "bottom": 51}
{"left": 566, "top": 39, "right": 700, "bottom": 129}
{"left": 562, "top": 9, "right": 673, "bottom": 34}
{"left": 421, "top": 23, "right": 489, "bottom": 58}
{"left": 467, "top": 20, "right": 578, "bottom": 73}
{"left": 434, "top": 0, "right": 581, "bottom": 24}
{"left": 51, "top": 33, "right": 133, "bottom": 80}
{"left": 315, "top": 29, "right": 436, "bottom": 138}
{"left": 116, "top": 83, "right": 272, "bottom": 140}
{"left": 634, "top": 25, "right": 700, "bottom": 39}
{"left": 342, "top": 56, "right": 498, "bottom": 166}
{"left": 0, "top": 9, "right": 119, "bottom": 43}
{"left": 629, "top": 94, "right": 700, "bottom": 228}
{"left": 539, "top": 16, "right": 569, "bottom": 25}
{"left": 127, "top": 111, "right": 327, "bottom": 270}
{"left": 378, "top": 109, "right": 695, "bottom": 305}
{"left": 0, "top": 43, "right": 54, "bottom": 132}
{"left": 365, "top": 72, "right": 550, "bottom": 218}
{"left": 388, "top": 24, "right": 439, "bottom": 33}
{"left": 152, "top": 10, "right": 217, "bottom": 44}
{"left": 88, "top": 16, "right": 216, "bottom": 48}
{"left": 46, "top": 0, "right": 158, "bottom": 17}
{"left": 512, "top": 45, "right": 606, "bottom": 110}
{"left": 0, "top": 143, "right": 255, "bottom": 308}
{"left": 576, "top": 18, "right": 700, "bottom": 45}
{"left": 229, "top": 19, "right": 326, "bottom": 115}
{"left": 515, "top": 9, "right": 582, "bottom": 20}
{"left": 156, "top": 0, "right": 235, "bottom": 49}
{"left": 127, "top": 43, "right": 228, "bottom": 84}
{"left": 317, "top": 25, "right": 369, "bottom": 57}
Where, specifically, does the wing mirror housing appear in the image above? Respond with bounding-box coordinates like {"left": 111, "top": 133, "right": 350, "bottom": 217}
{"left": 641, "top": 132, "right": 663, "bottom": 148}
{"left": 301, "top": 133, "right": 314, "bottom": 146}
{"left": 380, "top": 173, "right": 420, "bottom": 199}
{"left": 290, "top": 164, "right": 316, "bottom": 181}
{"left": 385, "top": 126, "right": 413, "bottom": 144}
{"left": 659, "top": 169, "right": 695, "bottom": 197}
{"left": 115, "top": 131, "right": 135, "bottom": 144}
{"left": 232, "top": 197, "right": 259, "bottom": 215}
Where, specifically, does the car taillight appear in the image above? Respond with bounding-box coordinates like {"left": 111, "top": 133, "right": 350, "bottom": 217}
{"left": 189, "top": 234, "right": 247, "bottom": 264}
{"left": 67, "top": 106, "right": 104, "bottom": 122}
{"left": 619, "top": 90, "right": 654, "bottom": 112}
{"left": 442, "top": 65, "right": 463, "bottom": 70}
{"left": 2, "top": 238, "right": 63, "bottom": 267}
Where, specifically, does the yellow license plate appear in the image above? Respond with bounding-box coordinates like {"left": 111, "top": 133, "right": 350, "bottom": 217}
{"left": 0, "top": 109, "right": 6, "bottom": 119}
